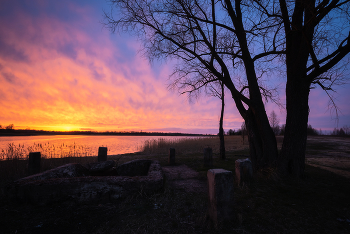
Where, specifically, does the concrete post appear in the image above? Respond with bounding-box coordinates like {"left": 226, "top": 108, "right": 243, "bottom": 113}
{"left": 98, "top": 147, "right": 107, "bottom": 162}
{"left": 207, "top": 169, "right": 235, "bottom": 226}
{"left": 204, "top": 147, "right": 213, "bottom": 167}
{"left": 28, "top": 152, "right": 41, "bottom": 175}
{"left": 235, "top": 158, "right": 253, "bottom": 187}
{"left": 169, "top": 148, "right": 175, "bottom": 165}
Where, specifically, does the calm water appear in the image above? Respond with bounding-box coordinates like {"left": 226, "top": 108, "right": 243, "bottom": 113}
{"left": 0, "top": 135, "right": 195, "bottom": 159}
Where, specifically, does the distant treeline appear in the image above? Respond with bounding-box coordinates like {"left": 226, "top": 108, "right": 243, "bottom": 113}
{"left": 330, "top": 126, "right": 350, "bottom": 136}
{"left": 0, "top": 128, "right": 208, "bottom": 137}
{"left": 225, "top": 124, "right": 350, "bottom": 136}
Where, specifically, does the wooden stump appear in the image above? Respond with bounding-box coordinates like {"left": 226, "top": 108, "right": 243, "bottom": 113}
{"left": 28, "top": 152, "right": 41, "bottom": 175}
{"left": 98, "top": 147, "right": 107, "bottom": 162}
{"left": 169, "top": 148, "right": 175, "bottom": 165}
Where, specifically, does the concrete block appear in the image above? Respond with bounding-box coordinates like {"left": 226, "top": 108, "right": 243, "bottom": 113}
{"left": 207, "top": 169, "right": 234, "bottom": 226}
{"left": 204, "top": 147, "right": 213, "bottom": 167}
{"left": 235, "top": 158, "right": 253, "bottom": 187}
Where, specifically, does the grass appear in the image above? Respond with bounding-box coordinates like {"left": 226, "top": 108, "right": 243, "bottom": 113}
{"left": 1, "top": 135, "right": 350, "bottom": 233}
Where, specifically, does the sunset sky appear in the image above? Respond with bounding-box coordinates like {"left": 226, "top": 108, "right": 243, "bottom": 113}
{"left": 0, "top": 0, "right": 349, "bottom": 134}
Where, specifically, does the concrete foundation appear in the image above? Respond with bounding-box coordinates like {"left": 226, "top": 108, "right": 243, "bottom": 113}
{"left": 7, "top": 160, "right": 164, "bottom": 205}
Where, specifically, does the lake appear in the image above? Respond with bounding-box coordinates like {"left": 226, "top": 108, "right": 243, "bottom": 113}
{"left": 0, "top": 135, "right": 198, "bottom": 160}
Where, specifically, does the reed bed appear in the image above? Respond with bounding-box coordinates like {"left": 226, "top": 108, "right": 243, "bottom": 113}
{"left": 0, "top": 142, "right": 96, "bottom": 161}
{"left": 139, "top": 135, "right": 246, "bottom": 155}
{"left": 0, "top": 142, "right": 97, "bottom": 184}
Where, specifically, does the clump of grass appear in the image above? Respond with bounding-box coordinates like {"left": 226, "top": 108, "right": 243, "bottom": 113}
{"left": 0, "top": 143, "right": 28, "bottom": 160}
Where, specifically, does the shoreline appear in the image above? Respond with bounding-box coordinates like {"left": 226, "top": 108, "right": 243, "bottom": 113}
{"left": 0, "top": 129, "right": 212, "bottom": 137}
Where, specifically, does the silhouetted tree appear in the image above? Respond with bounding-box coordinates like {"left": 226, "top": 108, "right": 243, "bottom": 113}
{"left": 218, "top": 82, "right": 226, "bottom": 159}
{"left": 106, "top": 0, "right": 350, "bottom": 177}
{"left": 269, "top": 111, "right": 280, "bottom": 135}
{"left": 211, "top": 81, "right": 226, "bottom": 159}
{"left": 331, "top": 127, "right": 349, "bottom": 136}
{"left": 306, "top": 125, "right": 319, "bottom": 136}
{"left": 279, "top": 124, "right": 286, "bottom": 135}
{"left": 241, "top": 122, "right": 247, "bottom": 145}
{"left": 5, "top": 124, "right": 14, "bottom": 130}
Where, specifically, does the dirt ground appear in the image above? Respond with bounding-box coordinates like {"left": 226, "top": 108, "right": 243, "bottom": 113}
{"left": 306, "top": 136, "right": 350, "bottom": 178}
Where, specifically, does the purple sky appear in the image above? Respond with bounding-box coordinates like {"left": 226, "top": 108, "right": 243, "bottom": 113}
{"left": 0, "top": 0, "right": 349, "bottom": 134}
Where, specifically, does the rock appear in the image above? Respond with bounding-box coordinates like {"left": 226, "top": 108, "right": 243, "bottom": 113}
{"left": 17, "top": 163, "right": 89, "bottom": 183}
{"left": 117, "top": 159, "right": 152, "bottom": 176}
{"left": 87, "top": 160, "right": 116, "bottom": 175}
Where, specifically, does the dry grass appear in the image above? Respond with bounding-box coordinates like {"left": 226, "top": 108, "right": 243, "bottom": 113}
{"left": 139, "top": 135, "right": 248, "bottom": 156}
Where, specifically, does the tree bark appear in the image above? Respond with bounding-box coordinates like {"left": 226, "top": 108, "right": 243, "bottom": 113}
{"left": 245, "top": 107, "right": 278, "bottom": 171}
{"left": 279, "top": 82, "right": 310, "bottom": 178}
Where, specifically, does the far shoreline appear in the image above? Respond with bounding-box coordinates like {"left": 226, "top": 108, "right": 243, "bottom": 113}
{"left": 0, "top": 129, "right": 213, "bottom": 137}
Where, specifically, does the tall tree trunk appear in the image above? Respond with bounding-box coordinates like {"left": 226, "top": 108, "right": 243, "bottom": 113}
{"left": 279, "top": 80, "right": 310, "bottom": 178}
{"left": 228, "top": 86, "right": 278, "bottom": 171}
{"left": 224, "top": 0, "right": 278, "bottom": 170}
{"left": 278, "top": 12, "right": 311, "bottom": 178}
{"left": 241, "top": 51, "right": 278, "bottom": 171}
{"left": 219, "top": 82, "right": 225, "bottom": 160}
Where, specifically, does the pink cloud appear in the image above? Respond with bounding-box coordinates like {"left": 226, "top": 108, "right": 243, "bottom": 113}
{"left": 0, "top": 1, "right": 236, "bottom": 134}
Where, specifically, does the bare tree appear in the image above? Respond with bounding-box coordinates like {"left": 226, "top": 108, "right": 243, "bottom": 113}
{"left": 269, "top": 110, "right": 280, "bottom": 135}
{"left": 277, "top": 0, "right": 350, "bottom": 177}
{"left": 209, "top": 81, "right": 226, "bottom": 160}
{"left": 105, "top": 0, "right": 350, "bottom": 177}
{"left": 241, "top": 122, "right": 247, "bottom": 145}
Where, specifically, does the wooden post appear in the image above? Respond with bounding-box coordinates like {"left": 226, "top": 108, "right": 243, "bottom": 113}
{"left": 98, "top": 147, "right": 107, "bottom": 162}
{"left": 28, "top": 152, "right": 41, "bottom": 175}
{"left": 169, "top": 148, "right": 175, "bottom": 165}
{"left": 204, "top": 147, "right": 213, "bottom": 167}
